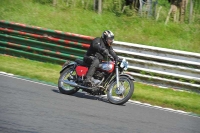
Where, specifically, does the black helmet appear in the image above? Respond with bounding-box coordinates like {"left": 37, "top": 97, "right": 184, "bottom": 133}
{"left": 102, "top": 30, "right": 114, "bottom": 46}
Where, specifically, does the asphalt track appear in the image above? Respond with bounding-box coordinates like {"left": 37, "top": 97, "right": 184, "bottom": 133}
{"left": 0, "top": 73, "right": 200, "bottom": 133}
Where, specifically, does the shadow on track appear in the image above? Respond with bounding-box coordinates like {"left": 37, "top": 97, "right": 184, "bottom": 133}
{"left": 52, "top": 89, "right": 126, "bottom": 106}
{"left": 52, "top": 89, "right": 110, "bottom": 104}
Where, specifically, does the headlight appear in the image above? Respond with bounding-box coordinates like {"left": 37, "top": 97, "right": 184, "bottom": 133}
{"left": 120, "top": 58, "right": 128, "bottom": 70}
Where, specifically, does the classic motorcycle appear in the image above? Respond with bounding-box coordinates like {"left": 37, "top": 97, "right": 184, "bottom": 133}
{"left": 58, "top": 56, "right": 134, "bottom": 105}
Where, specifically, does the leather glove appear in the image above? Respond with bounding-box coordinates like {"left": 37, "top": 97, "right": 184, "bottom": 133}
{"left": 117, "top": 58, "right": 123, "bottom": 62}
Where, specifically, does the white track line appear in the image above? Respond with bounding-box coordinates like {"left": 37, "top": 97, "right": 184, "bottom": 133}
{"left": 0, "top": 71, "right": 56, "bottom": 88}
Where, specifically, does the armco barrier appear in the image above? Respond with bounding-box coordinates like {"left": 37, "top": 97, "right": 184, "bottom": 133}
{"left": 112, "top": 42, "right": 200, "bottom": 92}
{"left": 0, "top": 20, "right": 200, "bottom": 92}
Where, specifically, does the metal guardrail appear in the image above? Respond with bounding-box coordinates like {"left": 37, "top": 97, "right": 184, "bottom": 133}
{"left": 113, "top": 41, "right": 200, "bottom": 92}
{"left": 0, "top": 20, "right": 199, "bottom": 92}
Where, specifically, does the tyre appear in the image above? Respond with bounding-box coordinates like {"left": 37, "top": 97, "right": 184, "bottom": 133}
{"left": 107, "top": 76, "right": 134, "bottom": 105}
{"left": 58, "top": 67, "right": 79, "bottom": 95}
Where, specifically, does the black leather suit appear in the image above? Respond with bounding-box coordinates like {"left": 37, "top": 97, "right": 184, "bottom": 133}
{"left": 83, "top": 37, "right": 118, "bottom": 82}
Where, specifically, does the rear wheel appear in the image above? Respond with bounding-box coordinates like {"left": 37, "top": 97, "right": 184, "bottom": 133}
{"left": 58, "top": 67, "right": 79, "bottom": 95}
{"left": 107, "top": 76, "right": 134, "bottom": 105}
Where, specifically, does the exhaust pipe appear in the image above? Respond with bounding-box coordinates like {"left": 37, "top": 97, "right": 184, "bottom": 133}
{"left": 62, "top": 80, "right": 91, "bottom": 89}
{"left": 62, "top": 80, "right": 78, "bottom": 87}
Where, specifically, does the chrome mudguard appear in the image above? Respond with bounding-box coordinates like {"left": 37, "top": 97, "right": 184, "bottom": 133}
{"left": 60, "top": 61, "right": 77, "bottom": 74}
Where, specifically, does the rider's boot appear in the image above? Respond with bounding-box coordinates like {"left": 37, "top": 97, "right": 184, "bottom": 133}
{"left": 84, "top": 66, "right": 96, "bottom": 87}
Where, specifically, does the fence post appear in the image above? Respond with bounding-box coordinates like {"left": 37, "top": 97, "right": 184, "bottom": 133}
{"left": 98, "top": 0, "right": 102, "bottom": 14}
{"left": 139, "top": 0, "right": 143, "bottom": 16}
{"left": 53, "top": 0, "right": 57, "bottom": 6}
{"left": 189, "top": 0, "right": 193, "bottom": 23}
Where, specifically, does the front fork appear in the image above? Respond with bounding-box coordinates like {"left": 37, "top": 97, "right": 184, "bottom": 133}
{"left": 115, "top": 64, "right": 120, "bottom": 89}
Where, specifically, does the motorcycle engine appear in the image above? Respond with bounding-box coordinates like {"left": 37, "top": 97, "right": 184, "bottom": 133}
{"left": 93, "top": 71, "right": 104, "bottom": 80}
{"left": 91, "top": 71, "right": 105, "bottom": 85}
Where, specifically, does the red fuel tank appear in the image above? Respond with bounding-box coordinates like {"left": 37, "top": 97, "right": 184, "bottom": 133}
{"left": 98, "top": 61, "right": 115, "bottom": 73}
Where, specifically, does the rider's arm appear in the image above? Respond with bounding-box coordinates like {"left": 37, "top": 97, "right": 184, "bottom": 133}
{"left": 108, "top": 46, "right": 119, "bottom": 61}
{"left": 92, "top": 38, "right": 104, "bottom": 53}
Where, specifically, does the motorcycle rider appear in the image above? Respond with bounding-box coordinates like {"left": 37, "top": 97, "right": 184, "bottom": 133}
{"left": 83, "top": 30, "right": 119, "bottom": 87}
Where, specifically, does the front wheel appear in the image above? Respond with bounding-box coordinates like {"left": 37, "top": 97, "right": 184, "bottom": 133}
{"left": 107, "top": 76, "right": 134, "bottom": 105}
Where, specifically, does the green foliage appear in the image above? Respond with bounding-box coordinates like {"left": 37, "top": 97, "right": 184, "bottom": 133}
{"left": 32, "top": 0, "right": 53, "bottom": 4}
{"left": 112, "top": 0, "right": 123, "bottom": 16}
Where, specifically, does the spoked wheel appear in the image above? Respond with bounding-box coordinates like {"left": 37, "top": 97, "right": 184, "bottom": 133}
{"left": 107, "top": 76, "right": 134, "bottom": 105}
{"left": 58, "top": 67, "right": 79, "bottom": 95}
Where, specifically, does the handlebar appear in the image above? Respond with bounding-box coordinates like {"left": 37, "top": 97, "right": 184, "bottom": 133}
{"left": 107, "top": 54, "right": 123, "bottom": 63}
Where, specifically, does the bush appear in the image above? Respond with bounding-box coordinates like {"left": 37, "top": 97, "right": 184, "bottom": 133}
{"left": 32, "top": 0, "right": 53, "bottom": 5}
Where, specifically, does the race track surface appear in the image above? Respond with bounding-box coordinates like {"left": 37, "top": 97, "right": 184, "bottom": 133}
{"left": 0, "top": 73, "right": 199, "bottom": 133}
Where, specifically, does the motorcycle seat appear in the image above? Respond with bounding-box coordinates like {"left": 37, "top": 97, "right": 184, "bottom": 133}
{"left": 75, "top": 59, "right": 89, "bottom": 67}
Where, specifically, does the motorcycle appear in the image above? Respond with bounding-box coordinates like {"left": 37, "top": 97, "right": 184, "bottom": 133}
{"left": 58, "top": 55, "right": 135, "bottom": 105}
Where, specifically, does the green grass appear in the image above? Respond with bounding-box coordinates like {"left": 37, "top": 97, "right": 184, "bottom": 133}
{"left": 0, "top": 55, "right": 60, "bottom": 83}
{"left": 0, "top": 0, "right": 200, "bottom": 53}
{"left": 133, "top": 83, "right": 200, "bottom": 114}
{"left": 1, "top": 55, "right": 200, "bottom": 115}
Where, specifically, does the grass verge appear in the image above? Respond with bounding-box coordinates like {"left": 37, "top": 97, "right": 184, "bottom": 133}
{"left": 1, "top": 55, "right": 200, "bottom": 115}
